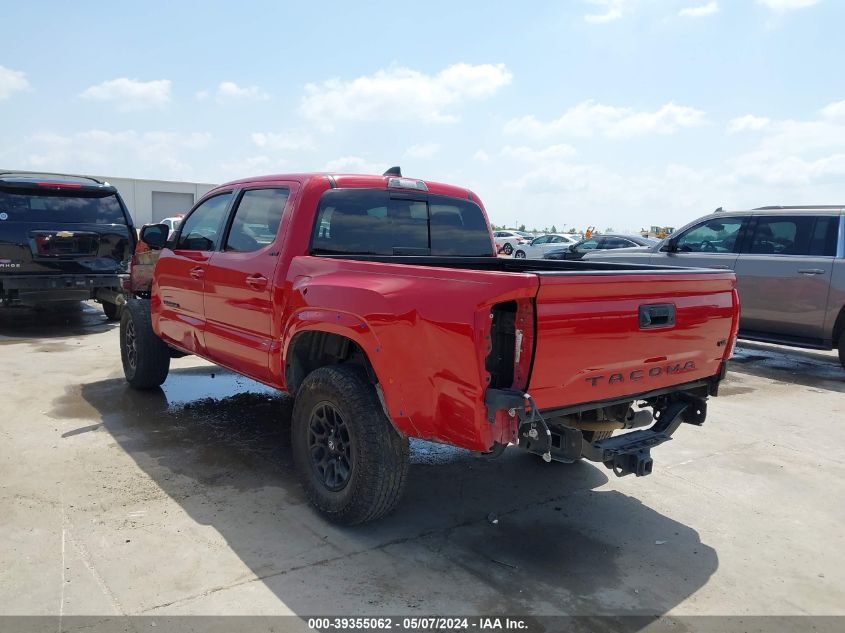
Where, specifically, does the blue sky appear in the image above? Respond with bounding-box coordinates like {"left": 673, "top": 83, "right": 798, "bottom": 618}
{"left": 1, "top": 0, "right": 843, "bottom": 231}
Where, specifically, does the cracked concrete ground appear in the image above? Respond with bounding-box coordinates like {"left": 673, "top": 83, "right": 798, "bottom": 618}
{"left": 1, "top": 302, "right": 844, "bottom": 619}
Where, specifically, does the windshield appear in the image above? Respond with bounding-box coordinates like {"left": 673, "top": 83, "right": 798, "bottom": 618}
{"left": 311, "top": 189, "right": 494, "bottom": 257}
{"left": 0, "top": 188, "right": 127, "bottom": 224}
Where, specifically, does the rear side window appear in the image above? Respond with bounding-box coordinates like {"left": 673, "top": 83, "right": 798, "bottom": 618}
{"left": 176, "top": 192, "right": 232, "bottom": 251}
{"left": 225, "top": 188, "right": 290, "bottom": 252}
{"left": 747, "top": 215, "right": 838, "bottom": 256}
{"left": 0, "top": 189, "right": 126, "bottom": 224}
{"left": 311, "top": 189, "right": 493, "bottom": 257}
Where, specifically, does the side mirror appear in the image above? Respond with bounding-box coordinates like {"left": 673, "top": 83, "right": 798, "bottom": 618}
{"left": 569, "top": 244, "right": 578, "bottom": 252}
{"left": 663, "top": 237, "right": 679, "bottom": 253}
{"left": 140, "top": 223, "right": 169, "bottom": 250}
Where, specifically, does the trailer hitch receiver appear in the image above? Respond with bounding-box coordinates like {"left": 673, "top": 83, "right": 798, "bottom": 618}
{"left": 608, "top": 449, "right": 654, "bottom": 477}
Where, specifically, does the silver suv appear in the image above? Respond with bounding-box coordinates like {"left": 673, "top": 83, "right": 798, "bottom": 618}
{"left": 583, "top": 206, "right": 845, "bottom": 369}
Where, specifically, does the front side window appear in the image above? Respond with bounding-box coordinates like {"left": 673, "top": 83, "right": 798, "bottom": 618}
{"left": 311, "top": 189, "right": 493, "bottom": 257}
{"left": 676, "top": 218, "right": 744, "bottom": 253}
{"left": 532, "top": 236, "right": 550, "bottom": 245}
{"left": 176, "top": 192, "right": 232, "bottom": 251}
{"left": 577, "top": 238, "right": 600, "bottom": 251}
{"left": 747, "top": 215, "right": 838, "bottom": 256}
{"left": 225, "top": 188, "right": 290, "bottom": 253}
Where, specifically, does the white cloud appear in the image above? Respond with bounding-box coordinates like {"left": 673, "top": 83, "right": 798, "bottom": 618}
{"left": 473, "top": 150, "right": 491, "bottom": 163}
{"left": 500, "top": 144, "right": 578, "bottom": 162}
{"left": 215, "top": 81, "right": 268, "bottom": 102}
{"left": 25, "top": 130, "right": 211, "bottom": 176}
{"left": 250, "top": 130, "right": 314, "bottom": 151}
{"left": 0, "top": 65, "right": 30, "bottom": 101}
{"left": 505, "top": 100, "right": 707, "bottom": 139}
{"left": 724, "top": 99, "right": 845, "bottom": 186}
{"left": 728, "top": 114, "right": 771, "bottom": 133}
{"left": 323, "top": 156, "right": 384, "bottom": 175}
{"left": 300, "top": 63, "right": 512, "bottom": 129}
{"left": 756, "top": 0, "right": 821, "bottom": 11}
{"left": 584, "top": 0, "right": 628, "bottom": 23}
{"left": 679, "top": 2, "right": 719, "bottom": 18}
{"left": 821, "top": 99, "right": 845, "bottom": 119}
{"left": 404, "top": 143, "right": 441, "bottom": 159}
{"left": 80, "top": 78, "right": 171, "bottom": 111}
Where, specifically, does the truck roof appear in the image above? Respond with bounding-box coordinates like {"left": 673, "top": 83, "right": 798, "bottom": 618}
{"left": 213, "top": 172, "right": 476, "bottom": 201}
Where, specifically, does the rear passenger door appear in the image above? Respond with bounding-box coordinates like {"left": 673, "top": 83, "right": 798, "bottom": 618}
{"left": 203, "top": 186, "right": 294, "bottom": 382}
{"left": 155, "top": 192, "right": 232, "bottom": 353}
{"left": 733, "top": 215, "right": 837, "bottom": 341}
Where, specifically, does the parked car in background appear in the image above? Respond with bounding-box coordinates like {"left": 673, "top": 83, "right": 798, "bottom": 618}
{"left": 0, "top": 171, "right": 135, "bottom": 320}
{"left": 160, "top": 215, "right": 183, "bottom": 238}
{"left": 493, "top": 230, "right": 533, "bottom": 255}
{"left": 545, "top": 234, "right": 658, "bottom": 260}
{"left": 513, "top": 233, "right": 579, "bottom": 259}
{"left": 583, "top": 206, "right": 845, "bottom": 369}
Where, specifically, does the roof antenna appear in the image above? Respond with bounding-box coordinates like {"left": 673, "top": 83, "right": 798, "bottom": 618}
{"left": 383, "top": 166, "right": 402, "bottom": 177}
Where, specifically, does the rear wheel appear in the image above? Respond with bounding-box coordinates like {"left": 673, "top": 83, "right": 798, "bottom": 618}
{"left": 514, "top": 250, "right": 527, "bottom": 259}
{"left": 120, "top": 299, "right": 170, "bottom": 390}
{"left": 291, "top": 365, "right": 409, "bottom": 525}
{"left": 502, "top": 243, "right": 514, "bottom": 255}
{"left": 102, "top": 301, "right": 121, "bottom": 321}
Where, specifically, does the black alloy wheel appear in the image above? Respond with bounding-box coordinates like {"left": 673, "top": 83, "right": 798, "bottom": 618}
{"left": 308, "top": 402, "right": 354, "bottom": 491}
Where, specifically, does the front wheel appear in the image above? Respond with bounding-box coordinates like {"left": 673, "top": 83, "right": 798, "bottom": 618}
{"left": 514, "top": 250, "right": 527, "bottom": 259}
{"left": 291, "top": 365, "right": 409, "bottom": 525}
{"left": 120, "top": 299, "right": 170, "bottom": 390}
{"left": 502, "top": 243, "right": 514, "bottom": 255}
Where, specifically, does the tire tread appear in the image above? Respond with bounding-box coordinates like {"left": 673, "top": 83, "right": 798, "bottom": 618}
{"left": 292, "top": 365, "right": 409, "bottom": 525}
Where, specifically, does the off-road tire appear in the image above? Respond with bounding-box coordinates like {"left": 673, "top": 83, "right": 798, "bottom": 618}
{"left": 291, "top": 365, "right": 409, "bottom": 525}
{"left": 583, "top": 430, "right": 613, "bottom": 442}
{"left": 102, "top": 301, "right": 121, "bottom": 321}
{"left": 514, "top": 250, "right": 527, "bottom": 259}
{"left": 502, "top": 243, "right": 514, "bottom": 255}
{"left": 120, "top": 298, "right": 170, "bottom": 390}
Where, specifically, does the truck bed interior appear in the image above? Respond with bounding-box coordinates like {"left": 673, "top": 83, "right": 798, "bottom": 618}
{"left": 313, "top": 254, "right": 726, "bottom": 276}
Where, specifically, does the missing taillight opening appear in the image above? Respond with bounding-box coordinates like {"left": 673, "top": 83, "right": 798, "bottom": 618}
{"left": 486, "top": 301, "right": 517, "bottom": 389}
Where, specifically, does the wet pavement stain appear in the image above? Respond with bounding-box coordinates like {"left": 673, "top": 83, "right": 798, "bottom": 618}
{"left": 0, "top": 302, "right": 114, "bottom": 341}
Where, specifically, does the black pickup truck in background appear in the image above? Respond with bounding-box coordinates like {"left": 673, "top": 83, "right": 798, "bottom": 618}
{"left": 0, "top": 172, "right": 136, "bottom": 320}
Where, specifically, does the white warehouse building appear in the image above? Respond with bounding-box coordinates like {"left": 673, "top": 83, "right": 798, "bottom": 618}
{"left": 103, "top": 175, "right": 217, "bottom": 226}
{"left": 1, "top": 169, "right": 217, "bottom": 226}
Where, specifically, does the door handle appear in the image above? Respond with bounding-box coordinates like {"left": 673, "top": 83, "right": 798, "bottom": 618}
{"left": 710, "top": 265, "right": 731, "bottom": 270}
{"left": 189, "top": 266, "right": 204, "bottom": 279}
{"left": 246, "top": 274, "right": 268, "bottom": 289}
{"left": 797, "top": 268, "right": 826, "bottom": 275}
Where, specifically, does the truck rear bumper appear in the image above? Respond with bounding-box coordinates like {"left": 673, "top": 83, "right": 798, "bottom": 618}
{"left": 0, "top": 274, "right": 124, "bottom": 305}
{"left": 487, "top": 377, "right": 716, "bottom": 477}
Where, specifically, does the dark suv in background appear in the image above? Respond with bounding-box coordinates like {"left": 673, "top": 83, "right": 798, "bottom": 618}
{"left": 0, "top": 172, "right": 135, "bottom": 320}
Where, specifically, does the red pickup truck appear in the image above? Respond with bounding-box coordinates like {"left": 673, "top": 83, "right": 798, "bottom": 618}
{"left": 120, "top": 169, "right": 739, "bottom": 524}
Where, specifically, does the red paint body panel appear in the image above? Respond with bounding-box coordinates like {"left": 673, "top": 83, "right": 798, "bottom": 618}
{"left": 146, "top": 172, "right": 739, "bottom": 453}
{"left": 529, "top": 273, "right": 737, "bottom": 409}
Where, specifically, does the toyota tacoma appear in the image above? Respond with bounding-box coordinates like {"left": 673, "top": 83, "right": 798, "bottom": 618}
{"left": 120, "top": 168, "right": 740, "bottom": 524}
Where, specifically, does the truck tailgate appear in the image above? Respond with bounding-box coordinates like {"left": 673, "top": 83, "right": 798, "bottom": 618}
{"left": 528, "top": 271, "right": 737, "bottom": 410}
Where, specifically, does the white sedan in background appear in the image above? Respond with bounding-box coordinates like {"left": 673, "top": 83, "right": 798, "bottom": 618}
{"left": 493, "top": 230, "right": 534, "bottom": 255}
{"left": 513, "top": 233, "right": 580, "bottom": 259}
